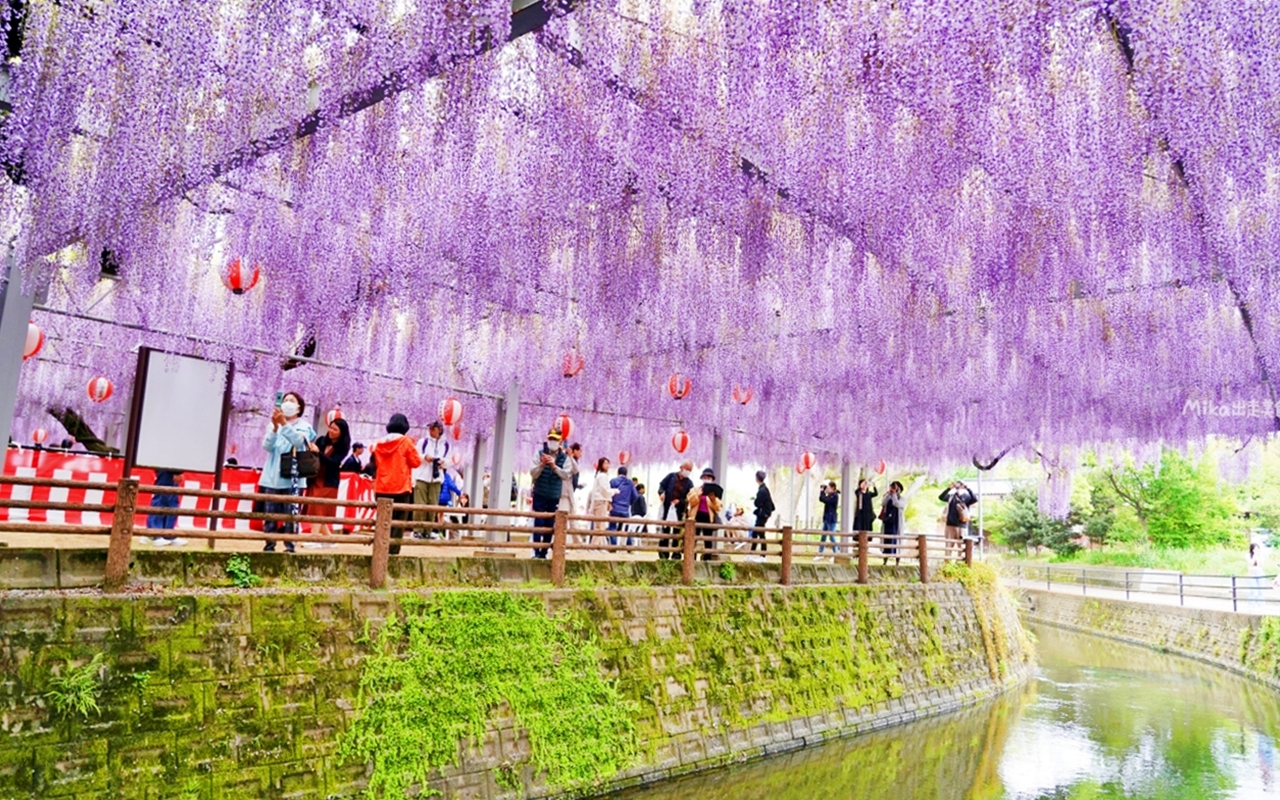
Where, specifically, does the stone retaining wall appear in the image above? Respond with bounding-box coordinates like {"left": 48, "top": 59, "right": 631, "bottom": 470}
{"left": 0, "top": 575, "right": 1029, "bottom": 799}
{"left": 0, "top": 548, "right": 928, "bottom": 591}
{"left": 1021, "top": 589, "right": 1280, "bottom": 691}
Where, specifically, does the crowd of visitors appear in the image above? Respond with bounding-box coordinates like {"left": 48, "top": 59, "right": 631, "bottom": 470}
{"left": 136, "top": 393, "right": 983, "bottom": 558}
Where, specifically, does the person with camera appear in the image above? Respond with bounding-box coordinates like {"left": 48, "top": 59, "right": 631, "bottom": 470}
{"left": 530, "top": 428, "right": 574, "bottom": 558}
{"left": 258, "top": 391, "right": 316, "bottom": 553}
{"left": 412, "top": 421, "right": 450, "bottom": 538}
{"left": 818, "top": 480, "right": 840, "bottom": 558}
{"left": 939, "top": 481, "right": 978, "bottom": 542}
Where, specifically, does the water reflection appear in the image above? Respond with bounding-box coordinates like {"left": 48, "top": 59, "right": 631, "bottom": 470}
{"left": 608, "top": 625, "right": 1280, "bottom": 800}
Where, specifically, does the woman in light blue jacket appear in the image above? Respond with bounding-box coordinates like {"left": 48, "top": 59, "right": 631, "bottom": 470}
{"left": 257, "top": 391, "right": 316, "bottom": 553}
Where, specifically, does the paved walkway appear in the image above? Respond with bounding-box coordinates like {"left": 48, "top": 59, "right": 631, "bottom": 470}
{"left": 1002, "top": 573, "right": 1280, "bottom": 616}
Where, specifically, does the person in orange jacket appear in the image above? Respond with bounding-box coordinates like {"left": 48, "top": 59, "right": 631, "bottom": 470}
{"left": 371, "top": 413, "right": 422, "bottom": 554}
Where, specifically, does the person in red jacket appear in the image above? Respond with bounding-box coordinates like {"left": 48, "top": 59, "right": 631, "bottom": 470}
{"left": 371, "top": 413, "right": 422, "bottom": 554}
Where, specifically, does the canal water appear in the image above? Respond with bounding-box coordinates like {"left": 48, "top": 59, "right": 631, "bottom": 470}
{"left": 609, "top": 625, "right": 1280, "bottom": 799}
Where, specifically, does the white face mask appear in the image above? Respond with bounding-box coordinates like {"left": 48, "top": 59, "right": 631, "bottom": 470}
{"left": 679, "top": 469, "right": 689, "bottom": 477}
{"left": 547, "top": 440, "right": 561, "bottom": 451}
{"left": 280, "top": 401, "right": 300, "bottom": 418}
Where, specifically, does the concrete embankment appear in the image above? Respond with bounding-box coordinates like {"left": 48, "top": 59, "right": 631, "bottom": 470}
{"left": 0, "top": 563, "right": 1030, "bottom": 799}
{"left": 1021, "top": 588, "right": 1280, "bottom": 691}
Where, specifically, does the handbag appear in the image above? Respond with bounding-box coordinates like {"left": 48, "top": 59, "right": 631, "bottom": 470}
{"left": 958, "top": 502, "right": 971, "bottom": 524}
{"left": 877, "top": 506, "right": 887, "bottom": 521}
{"left": 280, "top": 448, "right": 320, "bottom": 480}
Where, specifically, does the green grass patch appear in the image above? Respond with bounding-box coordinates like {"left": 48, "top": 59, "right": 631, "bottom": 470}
{"left": 341, "top": 592, "right": 637, "bottom": 798}
{"left": 1013, "top": 545, "right": 1256, "bottom": 576}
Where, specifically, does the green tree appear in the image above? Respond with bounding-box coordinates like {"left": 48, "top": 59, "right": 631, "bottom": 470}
{"left": 990, "top": 486, "right": 1079, "bottom": 557}
{"left": 1102, "top": 450, "right": 1240, "bottom": 549}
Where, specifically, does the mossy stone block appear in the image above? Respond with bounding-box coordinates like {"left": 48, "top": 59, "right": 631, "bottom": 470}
{"left": 33, "top": 737, "right": 109, "bottom": 796}
{"left": 0, "top": 549, "right": 57, "bottom": 589}
{"left": 211, "top": 765, "right": 271, "bottom": 799}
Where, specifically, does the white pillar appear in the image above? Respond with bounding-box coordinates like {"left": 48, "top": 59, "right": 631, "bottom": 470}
{"left": 840, "top": 459, "right": 854, "bottom": 533}
{"left": 711, "top": 431, "right": 728, "bottom": 487}
{"left": 0, "top": 245, "right": 35, "bottom": 448}
{"left": 469, "top": 434, "right": 487, "bottom": 509}
{"left": 488, "top": 382, "right": 519, "bottom": 515}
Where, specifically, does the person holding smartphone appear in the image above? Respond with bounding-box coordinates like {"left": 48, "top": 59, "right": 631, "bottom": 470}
{"left": 257, "top": 391, "right": 315, "bottom": 553}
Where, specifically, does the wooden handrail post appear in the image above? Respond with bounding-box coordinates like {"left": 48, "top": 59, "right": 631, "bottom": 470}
{"left": 918, "top": 534, "right": 929, "bottom": 584}
{"left": 104, "top": 477, "right": 139, "bottom": 593}
{"left": 964, "top": 537, "right": 973, "bottom": 567}
{"left": 857, "top": 531, "right": 869, "bottom": 584}
{"left": 369, "top": 497, "right": 393, "bottom": 589}
{"left": 780, "top": 526, "right": 793, "bottom": 586}
{"left": 681, "top": 517, "right": 696, "bottom": 585}
{"left": 551, "top": 510, "right": 568, "bottom": 587}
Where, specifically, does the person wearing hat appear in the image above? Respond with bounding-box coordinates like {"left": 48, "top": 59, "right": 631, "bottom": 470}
{"left": 371, "top": 413, "right": 422, "bottom": 554}
{"left": 412, "top": 420, "right": 451, "bottom": 538}
{"left": 686, "top": 468, "right": 725, "bottom": 561}
{"left": 530, "top": 428, "right": 573, "bottom": 558}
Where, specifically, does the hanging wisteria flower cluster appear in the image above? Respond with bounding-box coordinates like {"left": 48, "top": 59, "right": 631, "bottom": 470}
{"left": 2, "top": 0, "right": 1277, "bottom": 477}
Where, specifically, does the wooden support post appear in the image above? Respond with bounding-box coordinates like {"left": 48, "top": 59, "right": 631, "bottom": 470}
{"left": 681, "top": 517, "right": 696, "bottom": 585}
{"left": 780, "top": 526, "right": 793, "bottom": 586}
{"left": 369, "top": 497, "right": 393, "bottom": 589}
{"left": 103, "top": 477, "right": 139, "bottom": 593}
{"left": 918, "top": 534, "right": 929, "bottom": 584}
{"left": 857, "top": 531, "right": 869, "bottom": 585}
{"left": 551, "top": 510, "right": 568, "bottom": 587}
{"left": 964, "top": 537, "right": 973, "bottom": 567}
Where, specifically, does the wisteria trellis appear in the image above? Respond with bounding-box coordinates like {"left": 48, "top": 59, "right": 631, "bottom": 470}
{"left": 2, "top": 0, "right": 1277, "bottom": 482}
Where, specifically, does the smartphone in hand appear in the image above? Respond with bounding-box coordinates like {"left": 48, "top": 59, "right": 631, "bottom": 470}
{"left": 275, "top": 391, "right": 284, "bottom": 408}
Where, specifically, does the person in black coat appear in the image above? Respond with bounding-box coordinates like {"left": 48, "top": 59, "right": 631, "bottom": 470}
{"left": 340, "top": 443, "right": 366, "bottom": 473}
{"left": 630, "top": 481, "right": 648, "bottom": 536}
{"left": 853, "top": 478, "right": 879, "bottom": 533}
{"left": 657, "top": 461, "right": 694, "bottom": 560}
{"left": 752, "top": 470, "right": 775, "bottom": 553}
{"left": 818, "top": 481, "right": 840, "bottom": 555}
{"left": 939, "top": 482, "right": 978, "bottom": 541}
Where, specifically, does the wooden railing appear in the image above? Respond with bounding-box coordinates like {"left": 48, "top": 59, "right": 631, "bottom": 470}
{"left": 0, "top": 475, "right": 973, "bottom": 591}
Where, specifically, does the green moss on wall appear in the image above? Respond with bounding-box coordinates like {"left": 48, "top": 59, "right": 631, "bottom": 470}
{"left": 939, "top": 562, "right": 1028, "bottom": 681}
{"left": 1241, "top": 617, "right": 1280, "bottom": 678}
{"left": 0, "top": 579, "right": 1024, "bottom": 800}
{"left": 582, "top": 587, "right": 915, "bottom": 742}
{"left": 339, "top": 592, "right": 638, "bottom": 799}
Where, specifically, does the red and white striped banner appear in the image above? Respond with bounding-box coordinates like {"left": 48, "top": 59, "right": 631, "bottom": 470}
{"left": 1, "top": 449, "right": 375, "bottom": 530}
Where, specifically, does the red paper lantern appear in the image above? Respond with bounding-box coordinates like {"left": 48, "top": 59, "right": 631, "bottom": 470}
{"left": 671, "top": 430, "right": 690, "bottom": 454}
{"left": 561, "top": 350, "right": 584, "bottom": 378}
{"left": 31, "top": 427, "right": 47, "bottom": 444}
{"left": 667, "top": 374, "right": 692, "bottom": 400}
{"left": 228, "top": 442, "right": 238, "bottom": 455}
{"left": 875, "top": 460, "right": 887, "bottom": 475}
{"left": 800, "top": 451, "right": 817, "bottom": 472}
{"left": 553, "top": 413, "right": 574, "bottom": 440}
{"left": 325, "top": 407, "right": 343, "bottom": 426}
{"left": 732, "top": 385, "right": 754, "bottom": 405}
{"left": 223, "top": 258, "right": 261, "bottom": 295}
{"left": 86, "top": 376, "right": 114, "bottom": 403}
{"left": 438, "top": 397, "right": 463, "bottom": 426}
{"left": 796, "top": 459, "right": 808, "bottom": 475}
{"left": 450, "top": 422, "right": 464, "bottom": 441}
{"left": 23, "top": 321, "right": 43, "bottom": 360}
{"left": 618, "top": 450, "right": 631, "bottom": 466}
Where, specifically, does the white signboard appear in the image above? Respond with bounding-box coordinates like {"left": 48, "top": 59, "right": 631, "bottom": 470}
{"left": 133, "top": 351, "right": 229, "bottom": 473}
